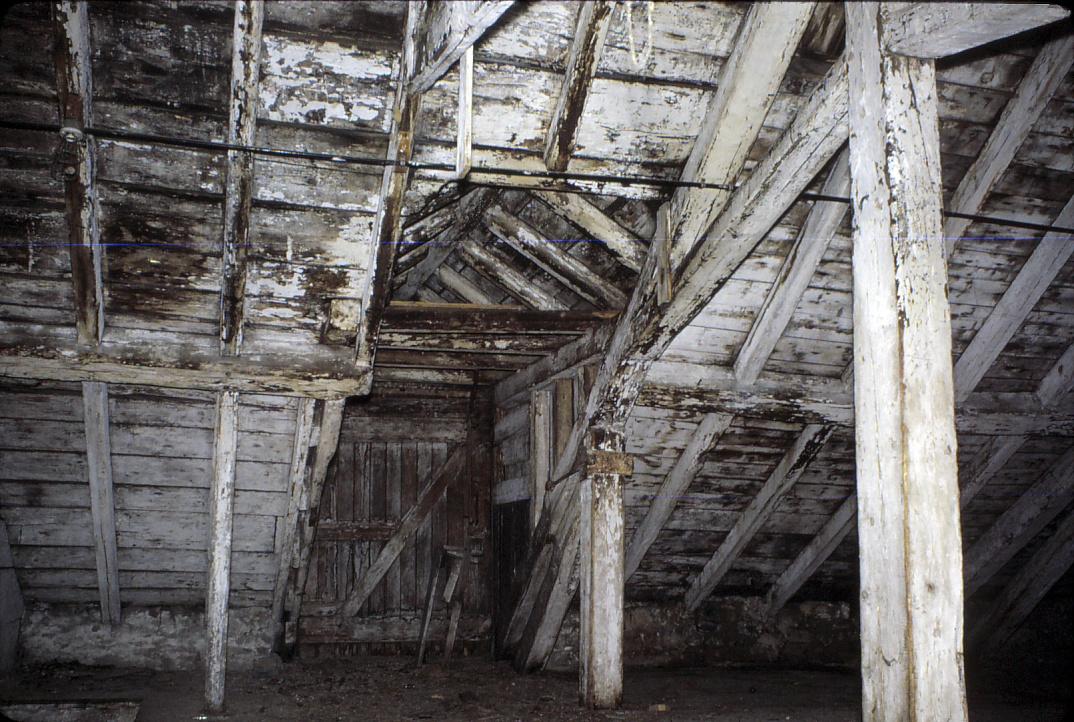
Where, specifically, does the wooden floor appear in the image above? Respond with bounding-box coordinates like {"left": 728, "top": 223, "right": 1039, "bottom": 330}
{"left": 0, "top": 656, "right": 1067, "bottom": 722}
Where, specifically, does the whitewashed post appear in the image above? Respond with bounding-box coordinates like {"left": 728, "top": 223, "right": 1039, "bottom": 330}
{"left": 579, "top": 429, "right": 626, "bottom": 708}
{"left": 846, "top": 3, "right": 967, "bottom": 720}
{"left": 206, "top": 390, "right": 239, "bottom": 713}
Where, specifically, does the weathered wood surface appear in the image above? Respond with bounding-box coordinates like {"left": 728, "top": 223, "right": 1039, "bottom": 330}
{"left": 382, "top": 302, "right": 614, "bottom": 334}
{"left": 411, "top": 1, "right": 516, "bottom": 93}
{"left": 543, "top": 1, "right": 613, "bottom": 172}
{"left": 0, "top": 519, "right": 23, "bottom": 674}
{"left": 883, "top": 3, "right": 1070, "bottom": 58}
{"left": 531, "top": 192, "right": 646, "bottom": 272}
{"left": 205, "top": 390, "right": 238, "bottom": 713}
{"left": 81, "top": 381, "right": 120, "bottom": 625}
{"left": 847, "top": 5, "right": 966, "bottom": 719}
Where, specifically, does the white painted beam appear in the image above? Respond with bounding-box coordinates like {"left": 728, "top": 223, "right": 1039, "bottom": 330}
{"left": 669, "top": 2, "right": 815, "bottom": 266}
{"left": 530, "top": 387, "right": 552, "bottom": 529}
{"left": 455, "top": 46, "right": 473, "bottom": 179}
{"left": 884, "top": 3, "right": 1069, "bottom": 58}
{"left": 436, "top": 265, "right": 494, "bottom": 305}
{"left": 53, "top": 0, "right": 103, "bottom": 347}
{"left": 954, "top": 194, "right": 1074, "bottom": 402}
{"left": 485, "top": 205, "right": 628, "bottom": 308}
{"left": 81, "top": 381, "right": 120, "bottom": 626}
{"left": 543, "top": 1, "right": 614, "bottom": 172}
{"left": 531, "top": 191, "right": 647, "bottom": 272}
{"left": 624, "top": 412, "right": 732, "bottom": 580}
{"left": 964, "top": 444, "right": 1074, "bottom": 596}
{"left": 411, "top": 0, "right": 515, "bottom": 93}
{"left": 734, "top": 147, "right": 850, "bottom": 384}
{"left": 944, "top": 34, "right": 1074, "bottom": 258}
{"left": 219, "top": 0, "right": 264, "bottom": 355}
{"left": 205, "top": 390, "right": 239, "bottom": 713}
{"left": 683, "top": 424, "right": 833, "bottom": 610}
{"left": 847, "top": 5, "right": 967, "bottom": 718}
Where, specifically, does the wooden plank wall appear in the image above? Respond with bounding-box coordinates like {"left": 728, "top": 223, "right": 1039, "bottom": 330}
{"left": 299, "top": 387, "right": 492, "bottom": 656}
{"left": 0, "top": 379, "right": 296, "bottom": 607}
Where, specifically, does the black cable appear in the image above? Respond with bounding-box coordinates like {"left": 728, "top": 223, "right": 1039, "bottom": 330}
{"left": 6, "top": 119, "right": 1074, "bottom": 237}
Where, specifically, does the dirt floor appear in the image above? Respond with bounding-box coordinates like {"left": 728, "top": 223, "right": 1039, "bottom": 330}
{"left": 0, "top": 656, "right": 1068, "bottom": 721}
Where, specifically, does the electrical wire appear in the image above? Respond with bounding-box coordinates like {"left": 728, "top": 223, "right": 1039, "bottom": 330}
{"left": 5, "top": 119, "right": 1074, "bottom": 237}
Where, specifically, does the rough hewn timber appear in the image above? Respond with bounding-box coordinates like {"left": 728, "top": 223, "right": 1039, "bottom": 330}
{"left": 81, "top": 381, "right": 120, "bottom": 626}
{"left": 847, "top": 4, "right": 966, "bottom": 719}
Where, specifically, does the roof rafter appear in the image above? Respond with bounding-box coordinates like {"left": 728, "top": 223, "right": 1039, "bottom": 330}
{"left": 410, "top": 0, "right": 516, "bottom": 94}
{"left": 531, "top": 191, "right": 647, "bottom": 272}
{"left": 883, "top": 3, "right": 1069, "bottom": 58}
{"left": 456, "top": 238, "right": 569, "bottom": 310}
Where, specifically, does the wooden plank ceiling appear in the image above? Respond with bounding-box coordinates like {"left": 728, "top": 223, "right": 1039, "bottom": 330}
{"left": 0, "top": 0, "right": 1073, "bottom": 619}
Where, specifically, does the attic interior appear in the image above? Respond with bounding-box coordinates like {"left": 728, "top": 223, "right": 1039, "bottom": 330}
{"left": 1, "top": 0, "right": 1073, "bottom": 719}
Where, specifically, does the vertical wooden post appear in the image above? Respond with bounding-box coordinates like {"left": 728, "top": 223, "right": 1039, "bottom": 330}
{"left": 205, "top": 391, "right": 239, "bottom": 713}
{"left": 846, "top": 4, "right": 967, "bottom": 721}
{"left": 529, "top": 389, "right": 551, "bottom": 529}
{"left": 82, "top": 381, "right": 121, "bottom": 625}
{"left": 579, "top": 429, "right": 625, "bottom": 709}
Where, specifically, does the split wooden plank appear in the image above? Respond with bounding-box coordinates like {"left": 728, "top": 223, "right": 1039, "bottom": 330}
{"left": 734, "top": 147, "right": 850, "bottom": 384}
{"left": 953, "top": 194, "right": 1074, "bottom": 402}
{"left": 579, "top": 430, "right": 626, "bottom": 709}
{"left": 484, "top": 205, "right": 628, "bottom": 308}
{"left": 435, "top": 265, "right": 494, "bottom": 305}
{"left": 943, "top": 33, "right": 1074, "bottom": 258}
{"left": 81, "top": 381, "right": 120, "bottom": 626}
{"left": 456, "top": 239, "right": 569, "bottom": 310}
{"left": 270, "top": 397, "right": 316, "bottom": 653}
{"left": 0, "top": 519, "right": 23, "bottom": 674}
{"left": 396, "top": 189, "right": 499, "bottom": 300}
{"left": 543, "top": 1, "right": 614, "bottom": 172}
{"left": 669, "top": 2, "right": 816, "bottom": 266}
{"left": 411, "top": 0, "right": 516, "bottom": 93}
{"left": 964, "top": 444, "right": 1074, "bottom": 596}
{"left": 53, "top": 0, "right": 103, "bottom": 346}
{"left": 765, "top": 493, "right": 856, "bottom": 616}
{"left": 624, "top": 412, "right": 733, "bottom": 580}
{"left": 357, "top": 3, "right": 425, "bottom": 365}
{"left": 970, "top": 508, "right": 1074, "bottom": 652}
{"left": 219, "top": 0, "right": 264, "bottom": 355}
{"left": 531, "top": 191, "right": 646, "bottom": 272}
{"left": 883, "top": 3, "right": 1069, "bottom": 58}
{"left": 683, "top": 424, "right": 833, "bottom": 610}
{"left": 279, "top": 399, "right": 344, "bottom": 656}
{"left": 340, "top": 443, "right": 467, "bottom": 616}
{"left": 455, "top": 46, "right": 473, "bottom": 179}
{"left": 205, "top": 390, "right": 239, "bottom": 713}
{"left": 846, "top": 5, "right": 967, "bottom": 719}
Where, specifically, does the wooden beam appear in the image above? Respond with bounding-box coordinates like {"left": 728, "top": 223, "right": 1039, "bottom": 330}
{"left": 455, "top": 46, "right": 473, "bottom": 178}
{"left": 457, "top": 239, "right": 569, "bottom": 310}
{"left": 494, "top": 325, "right": 612, "bottom": 407}
{"left": 579, "top": 430, "right": 625, "bottom": 709}
{"left": 1037, "top": 340, "right": 1074, "bottom": 409}
{"left": 734, "top": 147, "right": 850, "bottom": 384}
{"left": 883, "top": 3, "right": 1069, "bottom": 58}
{"left": 219, "top": 0, "right": 264, "bottom": 355}
{"left": 970, "top": 508, "right": 1074, "bottom": 651}
{"left": 436, "top": 265, "right": 492, "bottom": 305}
{"left": 382, "top": 302, "right": 614, "bottom": 334}
{"left": 375, "top": 348, "right": 538, "bottom": 372}
{"left": 0, "top": 519, "right": 23, "bottom": 675}
{"left": 81, "top": 381, "right": 120, "bottom": 626}
{"left": 543, "top": 1, "right": 614, "bottom": 172}
{"left": 484, "top": 205, "right": 628, "bottom": 308}
{"left": 396, "top": 188, "right": 499, "bottom": 300}
{"left": 765, "top": 493, "right": 856, "bottom": 617}
{"left": 964, "top": 444, "right": 1074, "bottom": 596}
{"left": 683, "top": 424, "right": 833, "bottom": 610}
{"left": 959, "top": 435, "right": 1023, "bottom": 508}
{"left": 624, "top": 412, "right": 732, "bottom": 580}
{"left": 943, "top": 33, "right": 1074, "bottom": 258}
{"left": 411, "top": 0, "right": 515, "bottom": 93}
{"left": 530, "top": 388, "right": 552, "bottom": 529}
{"left": 357, "top": 3, "right": 425, "bottom": 365}
{"left": 954, "top": 195, "right": 1074, "bottom": 402}
{"left": 379, "top": 330, "right": 574, "bottom": 355}
{"left": 53, "top": 0, "right": 103, "bottom": 346}
{"left": 270, "top": 397, "right": 316, "bottom": 654}
{"left": 846, "top": 4, "right": 966, "bottom": 718}
{"left": 279, "top": 399, "right": 344, "bottom": 656}
{"left": 205, "top": 390, "right": 239, "bottom": 713}
{"left": 531, "top": 191, "right": 646, "bottom": 272}
{"left": 669, "top": 2, "right": 816, "bottom": 266}
{"left": 0, "top": 339, "right": 371, "bottom": 399}
{"left": 340, "top": 443, "right": 467, "bottom": 616}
